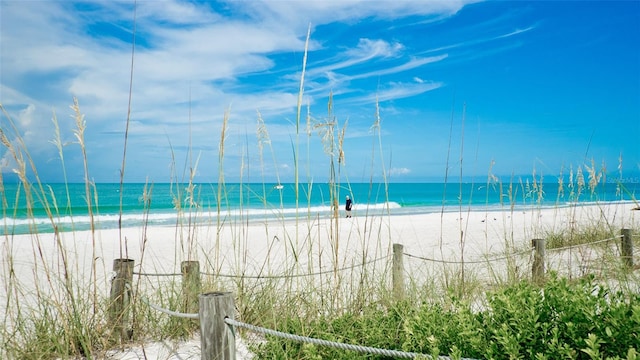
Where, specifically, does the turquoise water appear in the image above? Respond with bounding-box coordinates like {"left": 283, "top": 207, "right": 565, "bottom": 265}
{"left": 1, "top": 182, "right": 638, "bottom": 234}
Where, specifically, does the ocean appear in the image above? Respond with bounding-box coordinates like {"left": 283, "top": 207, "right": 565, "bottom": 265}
{"left": 2, "top": 182, "right": 638, "bottom": 235}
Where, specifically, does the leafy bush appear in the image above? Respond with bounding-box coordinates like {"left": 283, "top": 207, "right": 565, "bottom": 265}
{"left": 254, "top": 274, "right": 639, "bottom": 359}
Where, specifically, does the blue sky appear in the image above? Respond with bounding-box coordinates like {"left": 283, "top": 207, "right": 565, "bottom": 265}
{"left": 1, "top": 0, "right": 639, "bottom": 184}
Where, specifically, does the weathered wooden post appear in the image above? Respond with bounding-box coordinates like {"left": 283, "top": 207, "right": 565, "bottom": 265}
{"left": 108, "top": 258, "right": 135, "bottom": 341}
{"left": 621, "top": 228, "right": 633, "bottom": 269}
{"left": 181, "top": 260, "right": 201, "bottom": 314}
{"left": 393, "top": 243, "right": 405, "bottom": 300}
{"left": 200, "top": 292, "right": 235, "bottom": 360}
{"left": 532, "top": 239, "right": 545, "bottom": 283}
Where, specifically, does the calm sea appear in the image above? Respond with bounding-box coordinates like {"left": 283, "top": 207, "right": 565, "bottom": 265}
{"left": 2, "top": 182, "right": 638, "bottom": 234}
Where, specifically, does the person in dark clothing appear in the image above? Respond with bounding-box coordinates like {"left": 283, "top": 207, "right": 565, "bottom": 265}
{"left": 345, "top": 195, "right": 353, "bottom": 218}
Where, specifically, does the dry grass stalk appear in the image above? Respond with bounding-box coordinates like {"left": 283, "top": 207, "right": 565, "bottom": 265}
{"left": 70, "top": 98, "right": 100, "bottom": 315}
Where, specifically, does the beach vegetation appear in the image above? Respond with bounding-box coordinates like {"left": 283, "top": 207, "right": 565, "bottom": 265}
{"left": 253, "top": 273, "right": 640, "bottom": 359}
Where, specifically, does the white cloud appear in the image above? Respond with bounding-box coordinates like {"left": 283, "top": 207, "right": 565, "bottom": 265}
{"left": 137, "top": 1, "right": 221, "bottom": 25}
{"left": 0, "top": 0, "right": 479, "bottom": 181}
{"left": 246, "top": 0, "right": 475, "bottom": 27}
{"left": 349, "top": 55, "right": 448, "bottom": 81}
{"left": 355, "top": 81, "right": 444, "bottom": 105}
{"left": 0, "top": 104, "right": 50, "bottom": 175}
{"left": 306, "top": 39, "right": 404, "bottom": 79}
{"left": 421, "top": 25, "right": 535, "bottom": 55}
{"left": 389, "top": 167, "right": 411, "bottom": 176}
{"left": 344, "top": 39, "right": 404, "bottom": 60}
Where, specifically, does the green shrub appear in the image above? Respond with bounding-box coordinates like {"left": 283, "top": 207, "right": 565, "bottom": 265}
{"left": 255, "top": 273, "right": 639, "bottom": 359}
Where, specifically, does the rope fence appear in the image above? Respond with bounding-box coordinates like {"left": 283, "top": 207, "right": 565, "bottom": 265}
{"left": 140, "top": 292, "right": 477, "bottom": 360}
{"left": 203, "top": 255, "right": 390, "bottom": 278}
{"left": 132, "top": 229, "right": 635, "bottom": 280}
{"left": 546, "top": 235, "right": 622, "bottom": 253}
{"left": 402, "top": 233, "right": 629, "bottom": 266}
{"left": 133, "top": 271, "right": 181, "bottom": 277}
{"left": 133, "top": 255, "right": 390, "bottom": 279}
{"left": 140, "top": 296, "right": 199, "bottom": 319}
{"left": 400, "top": 230, "right": 635, "bottom": 283}
{"left": 403, "top": 247, "right": 533, "bottom": 265}
{"left": 109, "top": 228, "right": 636, "bottom": 358}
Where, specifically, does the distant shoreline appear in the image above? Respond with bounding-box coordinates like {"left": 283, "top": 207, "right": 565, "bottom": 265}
{"left": 3, "top": 199, "right": 638, "bottom": 236}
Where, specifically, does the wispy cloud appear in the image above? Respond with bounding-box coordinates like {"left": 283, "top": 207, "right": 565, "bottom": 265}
{"left": 244, "top": 0, "right": 474, "bottom": 28}
{"left": 421, "top": 25, "right": 536, "bottom": 54}
{"left": 349, "top": 55, "right": 448, "bottom": 81}
{"left": 495, "top": 26, "right": 536, "bottom": 39}
{"left": 306, "top": 38, "right": 405, "bottom": 78}
{"left": 389, "top": 167, "right": 411, "bottom": 176}
{"left": 377, "top": 82, "right": 444, "bottom": 102}
{"left": 345, "top": 81, "right": 444, "bottom": 106}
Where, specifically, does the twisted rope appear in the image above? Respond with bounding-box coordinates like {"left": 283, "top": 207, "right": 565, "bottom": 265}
{"left": 547, "top": 235, "right": 622, "bottom": 253}
{"left": 134, "top": 255, "right": 390, "bottom": 279}
{"left": 141, "top": 297, "right": 199, "bottom": 319}
{"left": 142, "top": 297, "right": 477, "bottom": 359}
{"left": 404, "top": 248, "right": 532, "bottom": 265}
{"left": 203, "top": 255, "right": 390, "bottom": 279}
{"left": 225, "top": 318, "right": 475, "bottom": 360}
{"left": 134, "top": 271, "right": 181, "bottom": 277}
{"left": 404, "top": 233, "right": 630, "bottom": 265}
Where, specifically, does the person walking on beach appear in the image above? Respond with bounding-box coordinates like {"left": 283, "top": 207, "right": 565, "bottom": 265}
{"left": 345, "top": 195, "right": 353, "bottom": 218}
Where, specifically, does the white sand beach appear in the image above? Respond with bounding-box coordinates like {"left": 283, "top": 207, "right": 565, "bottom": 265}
{"left": 1, "top": 202, "right": 638, "bottom": 359}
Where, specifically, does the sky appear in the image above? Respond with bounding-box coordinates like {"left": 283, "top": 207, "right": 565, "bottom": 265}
{"left": 1, "top": 0, "right": 639, "bottom": 184}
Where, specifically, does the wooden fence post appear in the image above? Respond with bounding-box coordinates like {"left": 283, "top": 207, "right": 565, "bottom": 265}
{"left": 621, "top": 228, "right": 633, "bottom": 269}
{"left": 393, "top": 243, "right": 405, "bottom": 300}
{"left": 200, "top": 292, "right": 235, "bottom": 360}
{"left": 181, "top": 260, "right": 201, "bottom": 314}
{"left": 532, "top": 239, "right": 545, "bottom": 283}
{"left": 108, "top": 258, "right": 135, "bottom": 341}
